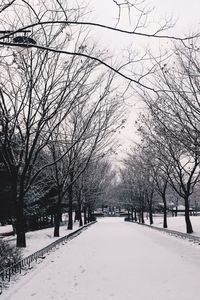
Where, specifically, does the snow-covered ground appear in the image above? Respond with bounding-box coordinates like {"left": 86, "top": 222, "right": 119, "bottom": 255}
{"left": 146, "top": 215, "right": 200, "bottom": 236}
{"left": 3, "top": 222, "right": 80, "bottom": 257}
{"left": 1, "top": 214, "right": 200, "bottom": 258}
{"left": 3, "top": 217, "right": 200, "bottom": 300}
{"left": 0, "top": 225, "right": 13, "bottom": 234}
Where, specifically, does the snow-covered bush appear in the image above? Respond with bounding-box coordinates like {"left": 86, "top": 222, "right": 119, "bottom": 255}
{"left": 0, "top": 240, "right": 21, "bottom": 272}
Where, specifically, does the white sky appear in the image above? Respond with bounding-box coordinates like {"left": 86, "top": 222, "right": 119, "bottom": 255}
{"left": 88, "top": 0, "right": 200, "bottom": 49}
{"left": 87, "top": 0, "right": 200, "bottom": 160}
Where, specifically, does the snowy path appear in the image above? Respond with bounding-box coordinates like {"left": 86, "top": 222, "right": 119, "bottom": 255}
{"left": 4, "top": 218, "right": 200, "bottom": 300}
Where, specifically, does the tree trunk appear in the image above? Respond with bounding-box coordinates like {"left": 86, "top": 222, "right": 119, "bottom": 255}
{"left": 139, "top": 194, "right": 145, "bottom": 224}
{"left": 163, "top": 194, "right": 168, "bottom": 228}
{"left": 15, "top": 200, "right": 26, "bottom": 247}
{"left": 79, "top": 211, "right": 83, "bottom": 227}
{"left": 185, "top": 195, "right": 193, "bottom": 233}
{"left": 83, "top": 206, "right": 87, "bottom": 225}
{"left": 54, "top": 191, "right": 62, "bottom": 237}
{"left": 134, "top": 209, "right": 137, "bottom": 222}
{"left": 54, "top": 210, "right": 60, "bottom": 237}
{"left": 139, "top": 193, "right": 145, "bottom": 224}
{"left": 131, "top": 207, "right": 134, "bottom": 222}
{"left": 74, "top": 209, "right": 79, "bottom": 222}
{"left": 67, "top": 186, "right": 73, "bottom": 230}
{"left": 149, "top": 202, "right": 153, "bottom": 225}
{"left": 88, "top": 207, "right": 92, "bottom": 223}
{"left": 141, "top": 206, "right": 144, "bottom": 224}
{"left": 148, "top": 190, "right": 154, "bottom": 225}
{"left": 67, "top": 170, "right": 74, "bottom": 230}
{"left": 13, "top": 179, "right": 26, "bottom": 248}
{"left": 175, "top": 208, "right": 177, "bottom": 217}
{"left": 77, "top": 196, "right": 83, "bottom": 227}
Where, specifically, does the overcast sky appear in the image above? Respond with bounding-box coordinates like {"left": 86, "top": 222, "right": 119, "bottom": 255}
{"left": 87, "top": 0, "right": 200, "bottom": 159}
{"left": 89, "top": 0, "right": 200, "bottom": 43}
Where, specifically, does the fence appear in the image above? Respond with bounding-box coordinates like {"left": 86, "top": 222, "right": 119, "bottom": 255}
{"left": 126, "top": 220, "right": 200, "bottom": 244}
{"left": 0, "top": 221, "right": 96, "bottom": 292}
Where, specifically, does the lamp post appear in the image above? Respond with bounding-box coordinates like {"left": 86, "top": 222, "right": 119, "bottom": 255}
{"left": 13, "top": 35, "right": 36, "bottom": 46}
{"left": 0, "top": 30, "right": 36, "bottom": 46}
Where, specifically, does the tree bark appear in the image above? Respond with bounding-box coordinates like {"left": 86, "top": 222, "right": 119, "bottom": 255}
{"left": 140, "top": 195, "right": 145, "bottom": 224}
{"left": 54, "top": 190, "right": 62, "bottom": 237}
{"left": 83, "top": 206, "right": 87, "bottom": 225}
{"left": 67, "top": 184, "right": 73, "bottom": 230}
{"left": 162, "top": 194, "right": 168, "bottom": 228}
{"left": 54, "top": 210, "right": 60, "bottom": 237}
{"left": 148, "top": 190, "right": 154, "bottom": 225}
{"left": 141, "top": 208, "right": 144, "bottom": 224}
{"left": 67, "top": 170, "right": 74, "bottom": 230}
{"left": 79, "top": 211, "right": 83, "bottom": 227}
{"left": 131, "top": 207, "right": 134, "bottom": 222}
{"left": 134, "top": 209, "right": 137, "bottom": 222}
{"left": 74, "top": 209, "right": 79, "bottom": 222}
{"left": 88, "top": 207, "right": 92, "bottom": 222}
{"left": 77, "top": 196, "right": 83, "bottom": 227}
{"left": 185, "top": 195, "right": 193, "bottom": 233}
{"left": 13, "top": 179, "right": 26, "bottom": 248}
{"left": 15, "top": 199, "right": 26, "bottom": 247}
{"left": 149, "top": 202, "right": 153, "bottom": 225}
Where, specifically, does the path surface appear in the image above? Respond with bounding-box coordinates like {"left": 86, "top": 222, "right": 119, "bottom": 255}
{"left": 4, "top": 218, "right": 200, "bottom": 300}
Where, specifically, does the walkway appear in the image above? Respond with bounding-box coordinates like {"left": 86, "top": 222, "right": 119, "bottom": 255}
{"left": 4, "top": 217, "right": 200, "bottom": 300}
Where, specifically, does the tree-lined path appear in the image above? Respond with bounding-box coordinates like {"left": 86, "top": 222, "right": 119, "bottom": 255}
{"left": 5, "top": 218, "right": 200, "bottom": 300}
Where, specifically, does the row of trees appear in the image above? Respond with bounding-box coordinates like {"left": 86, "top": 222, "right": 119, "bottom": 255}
{"left": 0, "top": 40, "right": 118, "bottom": 245}
{"left": 0, "top": 2, "right": 125, "bottom": 247}
{"left": 117, "top": 38, "right": 200, "bottom": 234}
{"left": 0, "top": 0, "right": 200, "bottom": 245}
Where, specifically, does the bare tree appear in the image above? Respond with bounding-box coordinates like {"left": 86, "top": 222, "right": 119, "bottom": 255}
{"left": 78, "top": 159, "right": 115, "bottom": 223}
{"left": 136, "top": 131, "right": 171, "bottom": 228}
{"left": 118, "top": 166, "right": 137, "bottom": 221}
{"left": 137, "top": 108, "right": 200, "bottom": 233}
{"left": 120, "top": 150, "right": 152, "bottom": 224}
{"left": 0, "top": 27, "right": 115, "bottom": 246}
{"left": 47, "top": 63, "right": 123, "bottom": 235}
{"left": 0, "top": 0, "right": 197, "bottom": 91}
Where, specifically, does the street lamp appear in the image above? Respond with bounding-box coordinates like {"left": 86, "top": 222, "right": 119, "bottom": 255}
{"left": 0, "top": 30, "right": 36, "bottom": 46}
{"left": 13, "top": 35, "right": 36, "bottom": 46}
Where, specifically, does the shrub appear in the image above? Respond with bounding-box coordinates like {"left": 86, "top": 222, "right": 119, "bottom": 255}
{"left": 0, "top": 240, "right": 21, "bottom": 272}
